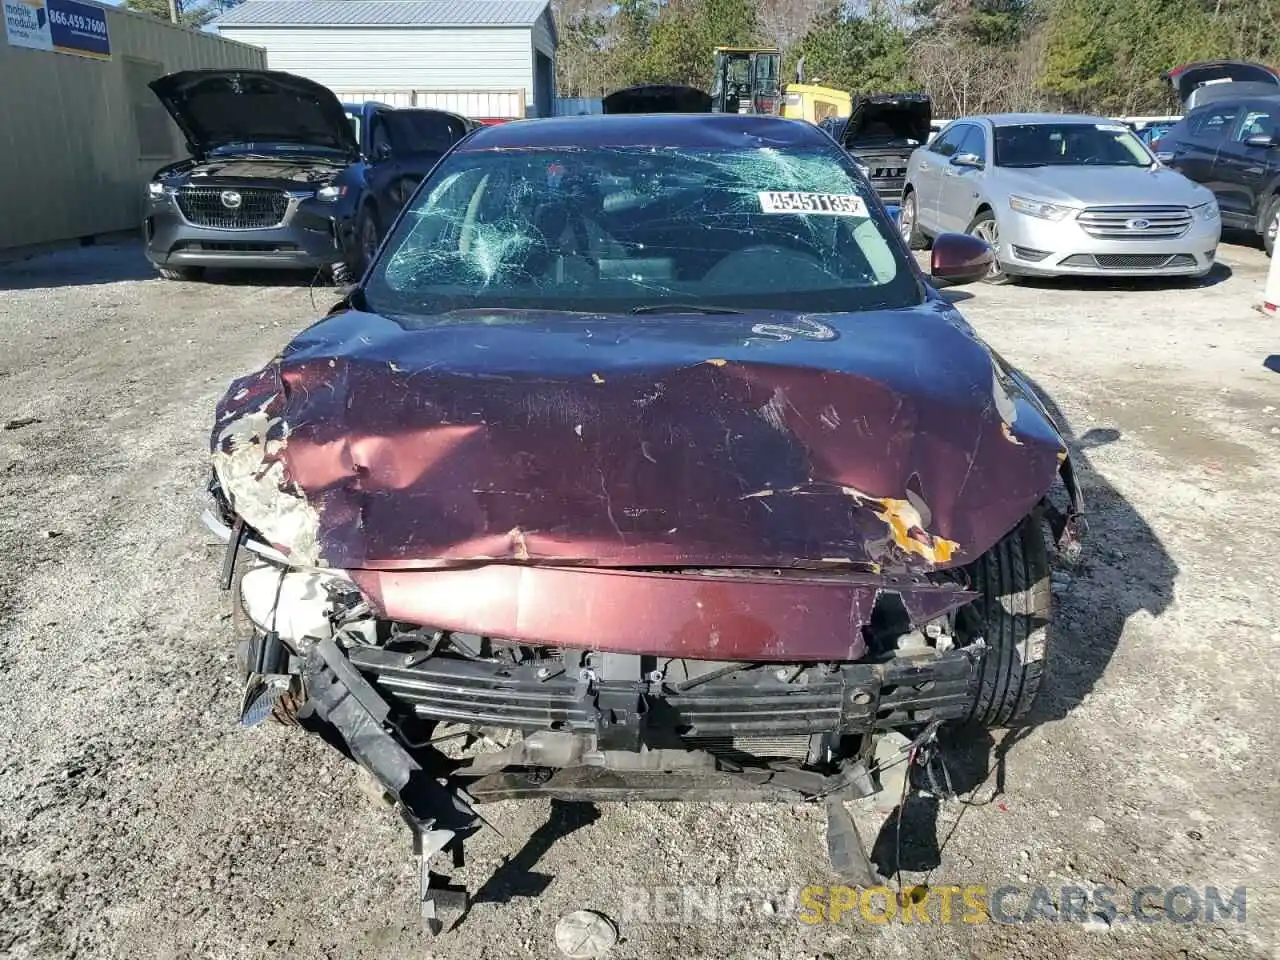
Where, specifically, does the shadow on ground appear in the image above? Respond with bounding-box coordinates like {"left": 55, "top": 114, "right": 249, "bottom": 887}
{"left": 0, "top": 242, "right": 154, "bottom": 290}
{"left": 871, "top": 376, "right": 1178, "bottom": 877}
{"left": 0, "top": 239, "right": 341, "bottom": 292}
{"left": 467, "top": 800, "right": 601, "bottom": 911}
{"left": 1013, "top": 259, "right": 1232, "bottom": 291}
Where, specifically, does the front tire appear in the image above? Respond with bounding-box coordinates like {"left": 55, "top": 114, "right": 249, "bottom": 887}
{"left": 966, "top": 210, "right": 1012, "bottom": 285}
{"left": 1261, "top": 195, "right": 1279, "bottom": 258}
{"left": 155, "top": 265, "right": 203, "bottom": 281}
{"left": 899, "top": 191, "right": 927, "bottom": 250}
{"left": 965, "top": 514, "right": 1051, "bottom": 727}
{"left": 356, "top": 205, "right": 381, "bottom": 274}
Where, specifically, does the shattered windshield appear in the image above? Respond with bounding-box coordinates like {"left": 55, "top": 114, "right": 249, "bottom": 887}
{"left": 994, "top": 123, "right": 1155, "bottom": 167}
{"left": 364, "top": 144, "right": 918, "bottom": 316}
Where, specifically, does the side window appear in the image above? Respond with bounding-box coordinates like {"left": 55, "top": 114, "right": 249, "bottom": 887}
{"left": 956, "top": 125, "right": 988, "bottom": 164}
{"left": 1233, "top": 106, "right": 1276, "bottom": 142}
{"left": 1188, "top": 105, "right": 1239, "bottom": 143}
{"left": 369, "top": 116, "right": 392, "bottom": 157}
{"left": 930, "top": 124, "right": 970, "bottom": 158}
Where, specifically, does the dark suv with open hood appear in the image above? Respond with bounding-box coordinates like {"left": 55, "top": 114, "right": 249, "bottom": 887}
{"left": 835, "top": 93, "right": 932, "bottom": 204}
{"left": 144, "top": 70, "right": 473, "bottom": 281}
{"left": 1157, "top": 61, "right": 1280, "bottom": 256}
{"left": 1163, "top": 59, "right": 1280, "bottom": 111}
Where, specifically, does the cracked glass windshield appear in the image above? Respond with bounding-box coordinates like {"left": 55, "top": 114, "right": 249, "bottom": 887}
{"left": 364, "top": 143, "right": 920, "bottom": 316}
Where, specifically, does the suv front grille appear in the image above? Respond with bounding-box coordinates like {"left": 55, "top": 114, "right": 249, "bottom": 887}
{"left": 1076, "top": 205, "right": 1192, "bottom": 240}
{"left": 176, "top": 186, "right": 289, "bottom": 229}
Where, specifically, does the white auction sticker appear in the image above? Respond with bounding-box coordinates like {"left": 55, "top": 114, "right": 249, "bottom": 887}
{"left": 757, "top": 191, "right": 869, "bottom": 216}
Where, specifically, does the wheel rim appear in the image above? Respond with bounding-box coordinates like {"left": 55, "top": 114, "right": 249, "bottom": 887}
{"left": 971, "top": 219, "right": 1004, "bottom": 278}
{"left": 899, "top": 197, "right": 915, "bottom": 242}
{"left": 1267, "top": 208, "right": 1279, "bottom": 244}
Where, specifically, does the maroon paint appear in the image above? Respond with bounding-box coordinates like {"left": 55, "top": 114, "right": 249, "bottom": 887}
{"left": 351, "top": 565, "right": 977, "bottom": 661}
{"left": 215, "top": 298, "right": 1073, "bottom": 661}
{"left": 931, "top": 232, "right": 996, "bottom": 284}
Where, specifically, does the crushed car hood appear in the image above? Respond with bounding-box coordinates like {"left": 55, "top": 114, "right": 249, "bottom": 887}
{"left": 845, "top": 93, "right": 932, "bottom": 146}
{"left": 150, "top": 69, "right": 358, "bottom": 158}
{"left": 212, "top": 300, "right": 1070, "bottom": 575}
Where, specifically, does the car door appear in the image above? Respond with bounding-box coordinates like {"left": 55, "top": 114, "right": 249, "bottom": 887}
{"left": 1164, "top": 102, "right": 1239, "bottom": 197}
{"left": 912, "top": 122, "right": 972, "bottom": 233}
{"left": 938, "top": 122, "right": 989, "bottom": 233}
{"left": 1211, "top": 101, "right": 1279, "bottom": 226}
{"left": 362, "top": 111, "right": 399, "bottom": 230}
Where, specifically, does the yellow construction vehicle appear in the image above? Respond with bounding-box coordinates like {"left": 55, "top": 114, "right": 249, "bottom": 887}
{"left": 710, "top": 46, "right": 782, "bottom": 114}
{"left": 778, "top": 58, "right": 851, "bottom": 124}
{"left": 780, "top": 83, "right": 852, "bottom": 123}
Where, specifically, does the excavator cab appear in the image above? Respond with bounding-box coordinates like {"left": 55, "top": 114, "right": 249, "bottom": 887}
{"left": 710, "top": 47, "right": 781, "bottom": 115}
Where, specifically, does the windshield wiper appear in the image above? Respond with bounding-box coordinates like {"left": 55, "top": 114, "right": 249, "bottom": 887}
{"left": 630, "top": 303, "right": 743, "bottom": 315}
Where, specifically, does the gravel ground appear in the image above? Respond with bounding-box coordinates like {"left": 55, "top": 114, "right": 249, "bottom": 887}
{"left": 1, "top": 240, "right": 1277, "bottom": 960}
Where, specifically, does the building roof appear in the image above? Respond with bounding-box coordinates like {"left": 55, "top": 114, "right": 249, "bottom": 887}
{"left": 214, "top": 0, "right": 550, "bottom": 29}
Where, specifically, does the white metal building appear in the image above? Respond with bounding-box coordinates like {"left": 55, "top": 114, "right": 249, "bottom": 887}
{"left": 213, "top": 0, "right": 557, "bottom": 119}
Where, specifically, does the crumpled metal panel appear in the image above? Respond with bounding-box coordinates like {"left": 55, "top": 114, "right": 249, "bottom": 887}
{"left": 350, "top": 565, "right": 978, "bottom": 660}
{"left": 212, "top": 299, "right": 1068, "bottom": 579}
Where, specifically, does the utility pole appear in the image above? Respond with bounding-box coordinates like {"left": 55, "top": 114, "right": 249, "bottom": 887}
{"left": 167, "top": 0, "right": 179, "bottom": 23}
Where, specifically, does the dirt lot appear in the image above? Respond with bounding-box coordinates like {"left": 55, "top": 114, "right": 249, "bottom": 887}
{"left": 1, "top": 240, "right": 1277, "bottom": 960}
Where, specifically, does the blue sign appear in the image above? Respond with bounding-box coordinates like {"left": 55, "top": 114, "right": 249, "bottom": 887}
{"left": 49, "top": 0, "right": 110, "bottom": 58}
{"left": 3, "top": 0, "right": 110, "bottom": 60}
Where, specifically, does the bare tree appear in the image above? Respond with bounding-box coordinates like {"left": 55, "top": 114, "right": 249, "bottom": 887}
{"left": 910, "top": 26, "right": 1046, "bottom": 117}
{"left": 755, "top": 0, "right": 827, "bottom": 53}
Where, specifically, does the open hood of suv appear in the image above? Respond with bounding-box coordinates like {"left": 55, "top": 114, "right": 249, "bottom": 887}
{"left": 150, "top": 69, "right": 359, "bottom": 158}
{"left": 844, "top": 93, "right": 932, "bottom": 147}
{"left": 1163, "top": 60, "right": 1280, "bottom": 108}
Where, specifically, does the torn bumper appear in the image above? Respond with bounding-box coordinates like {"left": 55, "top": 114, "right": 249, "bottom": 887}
{"left": 346, "top": 643, "right": 984, "bottom": 744}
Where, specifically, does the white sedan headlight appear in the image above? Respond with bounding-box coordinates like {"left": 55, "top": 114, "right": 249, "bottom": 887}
{"left": 316, "top": 184, "right": 347, "bottom": 202}
{"left": 1193, "top": 201, "right": 1219, "bottom": 221}
{"left": 1009, "top": 195, "right": 1074, "bottom": 221}
{"left": 147, "top": 181, "right": 165, "bottom": 198}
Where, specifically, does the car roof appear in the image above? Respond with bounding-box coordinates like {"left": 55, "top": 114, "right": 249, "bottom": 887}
{"left": 954, "top": 113, "right": 1123, "bottom": 127}
{"left": 456, "top": 113, "right": 834, "bottom": 151}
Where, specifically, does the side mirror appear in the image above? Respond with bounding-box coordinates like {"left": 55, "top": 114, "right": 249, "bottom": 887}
{"left": 951, "top": 152, "right": 984, "bottom": 169}
{"left": 373, "top": 141, "right": 393, "bottom": 162}
{"left": 930, "top": 232, "right": 993, "bottom": 285}
{"left": 1244, "top": 133, "right": 1278, "bottom": 149}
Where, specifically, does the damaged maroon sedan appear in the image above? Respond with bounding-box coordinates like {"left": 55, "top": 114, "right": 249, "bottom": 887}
{"left": 204, "top": 113, "right": 1083, "bottom": 928}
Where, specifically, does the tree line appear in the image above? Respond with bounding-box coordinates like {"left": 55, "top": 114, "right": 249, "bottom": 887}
{"left": 555, "top": 0, "right": 1280, "bottom": 117}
